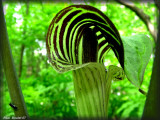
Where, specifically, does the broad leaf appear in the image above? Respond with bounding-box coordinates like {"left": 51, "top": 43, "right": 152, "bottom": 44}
{"left": 121, "top": 34, "right": 152, "bottom": 88}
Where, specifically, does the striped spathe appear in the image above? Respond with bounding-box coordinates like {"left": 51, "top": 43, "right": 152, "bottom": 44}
{"left": 46, "top": 5, "right": 124, "bottom": 72}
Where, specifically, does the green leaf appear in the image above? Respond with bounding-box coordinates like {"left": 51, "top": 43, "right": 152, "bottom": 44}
{"left": 121, "top": 34, "right": 152, "bottom": 88}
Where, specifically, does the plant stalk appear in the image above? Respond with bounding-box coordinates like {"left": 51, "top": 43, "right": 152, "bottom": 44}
{"left": 73, "top": 63, "right": 113, "bottom": 119}
{"left": 142, "top": 5, "right": 160, "bottom": 119}
{"left": 0, "top": 0, "right": 28, "bottom": 118}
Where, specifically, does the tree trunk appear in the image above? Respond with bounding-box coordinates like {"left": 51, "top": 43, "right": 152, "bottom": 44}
{"left": 0, "top": 53, "right": 3, "bottom": 119}
{"left": 142, "top": 3, "right": 160, "bottom": 119}
{"left": 18, "top": 0, "right": 29, "bottom": 78}
{"left": 18, "top": 44, "right": 25, "bottom": 78}
{"left": 115, "top": 0, "right": 157, "bottom": 43}
{"left": 0, "top": 0, "right": 28, "bottom": 118}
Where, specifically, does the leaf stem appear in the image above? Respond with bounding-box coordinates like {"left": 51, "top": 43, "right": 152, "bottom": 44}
{"left": 0, "top": 0, "right": 28, "bottom": 118}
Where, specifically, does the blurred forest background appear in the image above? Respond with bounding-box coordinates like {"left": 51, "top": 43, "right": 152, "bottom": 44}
{"left": 1, "top": 0, "right": 158, "bottom": 119}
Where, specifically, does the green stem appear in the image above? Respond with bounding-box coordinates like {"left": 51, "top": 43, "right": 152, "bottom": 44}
{"left": 73, "top": 63, "right": 116, "bottom": 119}
{"left": 0, "top": 51, "right": 3, "bottom": 119}
{"left": 0, "top": 0, "right": 28, "bottom": 118}
{"left": 142, "top": 7, "right": 160, "bottom": 119}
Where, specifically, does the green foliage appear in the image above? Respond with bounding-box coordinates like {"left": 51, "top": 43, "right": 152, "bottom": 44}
{"left": 3, "top": 68, "right": 77, "bottom": 118}
{"left": 21, "top": 68, "right": 77, "bottom": 118}
{"left": 122, "top": 34, "right": 152, "bottom": 87}
{"left": 106, "top": 50, "right": 154, "bottom": 119}
{"left": 2, "top": 1, "right": 156, "bottom": 119}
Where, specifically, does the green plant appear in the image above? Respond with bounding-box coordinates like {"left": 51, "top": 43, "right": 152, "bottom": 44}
{"left": 0, "top": 0, "right": 28, "bottom": 118}
{"left": 46, "top": 5, "right": 152, "bottom": 119}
